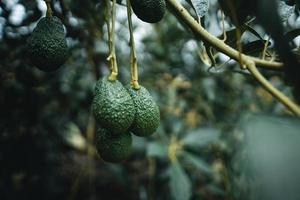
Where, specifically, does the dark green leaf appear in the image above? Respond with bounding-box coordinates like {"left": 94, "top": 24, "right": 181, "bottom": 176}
{"left": 242, "top": 40, "right": 269, "bottom": 57}
{"left": 218, "top": 26, "right": 247, "bottom": 48}
{"left": 182, "top": 151, "right": 213, "bottom": 175}
{"left": 182, "top": 128, "right": 220, "bottom": 148}
{"left": 284, "top": 28, "right": 300, "bottom": 42}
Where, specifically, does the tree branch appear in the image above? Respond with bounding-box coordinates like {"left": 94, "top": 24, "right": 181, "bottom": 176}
{"left": 166, "top": 0, "right": 283, "bottom": 71}
{"left": 166, "top": 0, "right": 300, "bottom": 116}
{"left": 246, "top": 61, "right": 300, "bottom": 116}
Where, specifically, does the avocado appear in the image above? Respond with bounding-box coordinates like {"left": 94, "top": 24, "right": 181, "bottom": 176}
{"left": 130, "top": 0, "right": 166, "bottom": 23}
{"left": 95, "top": 127, "right": 132, "bottom": 162}
{"left": 92, "top": 76, "right": 135, "bottom": 134}
{"left": 126, "top": 85, "right": 160, "bottom": 137}
{"left": 27, "top": 16, "right": 68, "bottom": 72}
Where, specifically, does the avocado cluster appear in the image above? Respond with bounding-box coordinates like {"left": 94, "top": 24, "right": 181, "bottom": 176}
{"left": 27, "top": 16, "right": 68, "bottom": 72}
{"left": 130, "top": 0, "right": 166, "bottom": 23}
{"left": 92, "top": 76, "right": 160, "bottom": 163}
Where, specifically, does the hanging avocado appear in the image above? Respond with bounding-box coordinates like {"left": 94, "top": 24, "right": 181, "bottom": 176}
{"left": 27, "top": 16, "right": 68, "bottom": 72}
{"left": 95, "top": 127, "right": 132, "bottom": 163}
{"left": 130, "top": 0, "right": 166, "bottom": 23}
{"left": 92, "top": 76, "right": 136, "bottom": 134}
{"left": 126, "top": 85, "right": 160, "bottom": 137}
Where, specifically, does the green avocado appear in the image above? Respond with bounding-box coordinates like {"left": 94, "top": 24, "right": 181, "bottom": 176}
{"left": 92, "top": 76, "right": 135, "bottom": 134}
{"left": 27, "top": 16, "right": 68, "bottom": 72}
{"left": 95, "top": 127, "right": 132, "bottom": 163}
{"left": 126, "top": 85, "right": 160, "bottom": 137}
{"left": 130, "top": 0, "right": 166, "bottom": 23}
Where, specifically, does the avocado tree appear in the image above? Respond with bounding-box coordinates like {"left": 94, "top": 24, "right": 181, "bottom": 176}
{"left": 1, "top": 0, "right": 300, "bottom": 199}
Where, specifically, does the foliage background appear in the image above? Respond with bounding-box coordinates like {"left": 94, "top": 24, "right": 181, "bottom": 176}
{"left": 0, "top": 0, "right": 299, "bottom": 200}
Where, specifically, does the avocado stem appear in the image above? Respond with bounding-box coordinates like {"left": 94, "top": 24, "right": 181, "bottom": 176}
{"left": 126, "top": 0, "right": 140, "bottom": 90}
{"left": 105, "top": 0, "right": 118, "bottom": 80}
{"left": 44, "top": 0, "right": 53, "bottom": 17}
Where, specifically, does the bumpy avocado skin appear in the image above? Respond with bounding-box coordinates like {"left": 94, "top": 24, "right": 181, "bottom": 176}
{"left": 130, "top": 0, "right": 166, "bottom": 23}
{"left": 95, "top": 128, "right": 132, "bottom": 163}
{"left": 92, "top": 77, "right": 135, "bottom": 134}
{"left": 126, "top": 85, "right": 160, "bottom": 137}
{"left": 27, "top": 16, "right": 68, "bottom": 72}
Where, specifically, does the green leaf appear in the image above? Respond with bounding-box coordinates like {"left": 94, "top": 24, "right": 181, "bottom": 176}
{"left": 168, "top": 162, "right": 192, "bottom": 200}
{"left": 244, "top": 25, "right": 264, "bottom": 40}
{"left": 218, "top": 25, "right": 264, "bottom": 49}
{"left": 242, "top": 40, "right": 269, "bottom": 57}
{"left": 146, "top": 142, "right": 168, "bottom": 158}
{"left": 62, "top": 122, "right": 87, "bottom": 151}
{"left": 207, "top": 184, "right": 225, "bottom": 196}
{"left": 182, "top": 128, "right": 220, "bottom": 148}
{"left": 284, "top": 28, "right": 300, "bottom": 42}
{"left": 218, "top": 26, "right": 247, "bottom": 48}
{"left": 182, "top": 151, "right": 213, "bottom": 175}
{"left": 190, "top": 0, "right": 209, "bottom": 18}
{"left": 278, "top": 1, "right": 295, "bottom": 22}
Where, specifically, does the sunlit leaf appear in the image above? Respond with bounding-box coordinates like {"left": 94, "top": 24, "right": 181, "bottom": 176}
{"left": 278, "top": 1, "right": 295, "bottom": 22}
{"left": 62, "top": 122, "right": 87, "bottom": 151}
{"left": 244, "top": 25, "right": 264, "bottom": 40}
{"left": 191, "top": 0, "right": 209, "bottom": 18}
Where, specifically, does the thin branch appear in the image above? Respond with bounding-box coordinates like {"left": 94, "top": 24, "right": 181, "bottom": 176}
{"left": 166, "top": 0, "right": 284, "bottom": 71}
{"left": 246, "top": 61, "right": 300, "bottom": 116}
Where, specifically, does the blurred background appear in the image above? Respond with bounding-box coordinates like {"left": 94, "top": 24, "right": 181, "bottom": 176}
{"left": 1, "top": 0, "right": 300, "bottom": 199}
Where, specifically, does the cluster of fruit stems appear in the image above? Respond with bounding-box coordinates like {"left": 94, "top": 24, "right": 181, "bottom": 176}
{"left": 105, "top": 0, "right": 140, "bottom": 89}
{"left": 167, "top": 0, "right": 300, "bottom": 116}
